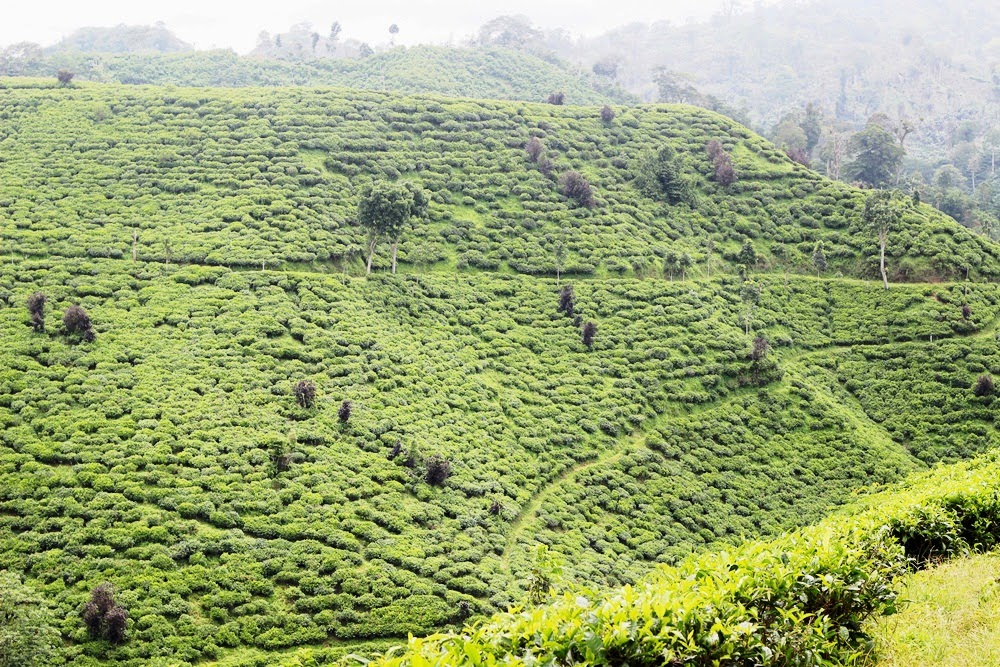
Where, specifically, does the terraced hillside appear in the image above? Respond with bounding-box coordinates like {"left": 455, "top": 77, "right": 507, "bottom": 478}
{"left": 1, "top": 81, "right": 1000, "bottom": 666}
{"left": 0, "top": 81, "right": 996, "bottom": 281}
{"left": 0, "top": 46, "right": 630, "bottom": 106}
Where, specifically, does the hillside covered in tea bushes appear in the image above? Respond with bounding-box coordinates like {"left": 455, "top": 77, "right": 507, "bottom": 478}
{"left": 2, "top": 80, "right": 1000, "bottom": 666}
{"left": 0, "top": 46, "right": 629, "bottom": 106}
{"left": 1, "top": 81, "right": 998, "bottom": 282}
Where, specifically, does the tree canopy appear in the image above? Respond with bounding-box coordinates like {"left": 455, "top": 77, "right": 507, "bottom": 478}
{"left": 357, "top": 180, "right": 428, "bottom": 274}
{"left": 635, "top": 145, "right": 691, "bottom": 204}
{"left": 847, "top": 121, "right": 904, "bottom": 188}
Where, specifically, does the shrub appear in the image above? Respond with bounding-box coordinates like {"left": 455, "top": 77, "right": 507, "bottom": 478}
{"left": 582, "top": 321, "right": 597, "bottom": 348}
{"left": 104, "top": 606, "right": 129, "bottom": 644}
{"left": 63, "top": 305, "right": 94, "bottom": 339}
{"left": 786, "top": 147, "right": 810, "bottom": 166}
{"left": 559, "top": 171, "right": 595, "bottom": 208}
{"left": 82, "top": 583, "right": 128, "bottom": 644}
{"left": 714, "top": 153, "right": 737, "bottom": 186}
{"left": 738, "top": 239, "right": 759, "bottom": 268}
{"left": 26, "top": 291, "right": 46, "bottom": 332}
{"left": 525, "top": 137, "right": 543, "bottom": 163}
{"left": 706, "top": 140, "right": 725, "bottom": 162}
{"left": 57, "top": 69, "right": 75, "bottom": 86}
{"left": 338, "top": 400, "right": 353, "bottom": 423}
{"left": 547, "top": 92, "right": 565, "bottom": 105}
{"left": 707, "top": 140, "right": 737, "bottom": 186}
{"left": 537, "top": 156, "right": 555, "bottom": 179}
{"left": 425, "top": 455, "right": 451, "bottom": 486}
{"left": 973, "top": 374, "right": 994, "bottom": 397}
{"left": 557, "top": 285, "right": 575, "bottom": 317}
{"left": 962, "top": 304, "right": 972, "bottom": 319}
{"left": 751, "top": 336, "right": 770, "bottom": 362}
{"left": 294, "top": 380, "right": 317, "bottom": 408}
{"left": 600, "top": 105, "right": 615, "bottom": 123}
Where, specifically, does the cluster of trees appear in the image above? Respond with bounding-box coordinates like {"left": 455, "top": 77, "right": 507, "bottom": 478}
{"left": 25, "top": 292, "right": 95, "bottom": 341}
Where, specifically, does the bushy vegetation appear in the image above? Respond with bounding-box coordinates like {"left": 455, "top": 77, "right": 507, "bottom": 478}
{"left": 1, "top": 253, "right": 998, "bottom": 664}
{"left": 365, "top": 450, "right": 1000, "bottom": 667}
{"left": 0, "top": 82, "right": 996, "bottom": 282}
{"left": 0, "top": 46, "right": 629, "bottom": 105}
{"left": 1, "top": 79, "right": 1000, "bottom": 666}
{"left": 0, "top": 571, "right": 62, "bottom": 666}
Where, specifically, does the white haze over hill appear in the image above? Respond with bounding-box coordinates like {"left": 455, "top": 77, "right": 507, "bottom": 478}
{"left": 4, "top": 0, "right": 770, "bottom": 52}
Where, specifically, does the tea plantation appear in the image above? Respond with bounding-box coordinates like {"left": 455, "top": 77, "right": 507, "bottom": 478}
{"left": 1, "top": 81, "right": 997, "bottom": 281}
{"left": 2, "top": 81, "right": 1000, "bottom": 666}
{"left": 3, "top": 47, "right": 630, "bottom": 106}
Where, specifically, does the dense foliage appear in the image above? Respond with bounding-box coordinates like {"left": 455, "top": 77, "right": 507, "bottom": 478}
{"left": 0, "top": 571, "right": 62, "bottom": 666}
{"left": 1, "top": 80, "right": 1000, "bottom": 666}
{"left": 1, "top": 253, "right": 999, "bottom": 665}
{"left": 365, "top": 450, "right": 1000, "bottom": 667}
{"left": 0, "top": 82, "right": 995, "bottom": 282}
{"left": 0, "top": 46, "right": 628, "bottom": 106}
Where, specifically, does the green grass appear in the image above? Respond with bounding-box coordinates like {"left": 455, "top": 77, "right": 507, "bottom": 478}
{"left": 869, "top": 552, "right": 1000, "bottom": 666}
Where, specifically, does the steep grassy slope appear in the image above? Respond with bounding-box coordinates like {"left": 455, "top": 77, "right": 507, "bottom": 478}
{"left": 3, "top": 82, "right": 1000, "bottom": 665}
{"left": 0, "top": 81, "right": 996, "bottom": 281}
{"left": 0, "top": 47, "right": 629, "bottom": 105}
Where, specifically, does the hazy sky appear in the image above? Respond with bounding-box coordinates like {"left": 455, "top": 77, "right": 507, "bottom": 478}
{"left": 3, "top": 0, "right": 739, "bottom": 52}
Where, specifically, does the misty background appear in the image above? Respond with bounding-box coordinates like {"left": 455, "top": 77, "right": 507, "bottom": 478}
{"left": 1, "top": 0, "right": 754, "bottom": 52}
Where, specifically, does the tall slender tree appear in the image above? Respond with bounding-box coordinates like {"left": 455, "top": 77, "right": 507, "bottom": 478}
{"left": 863, "top": 190, "right": 905, "bottom": 289}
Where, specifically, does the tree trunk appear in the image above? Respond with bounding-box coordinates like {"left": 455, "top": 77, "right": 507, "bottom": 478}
{"left": 366, "top": 237, "right": 377, "bottom": 276}
{"left": 132, "top": 229, "right": 138, "bottom": 263}
{"left": 391, "top": 241, "right": 398, "bottom": 274}
{"left": 879, "top": 239, "right": 889, "bottom": 290}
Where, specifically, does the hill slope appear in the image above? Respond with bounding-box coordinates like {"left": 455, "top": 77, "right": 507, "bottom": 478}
{"left": 1, "top": 83, "right": 1000, "bottom": 665}
{"left": 0, "top": 46, "right": 630, "bottom": 105}
{"left": 0, "top": 81, "right": 994, "bottom": 280}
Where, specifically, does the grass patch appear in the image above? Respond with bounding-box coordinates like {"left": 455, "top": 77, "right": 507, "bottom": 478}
{"left": 870, "top": 551, "right": 1000, "bottom": 666}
